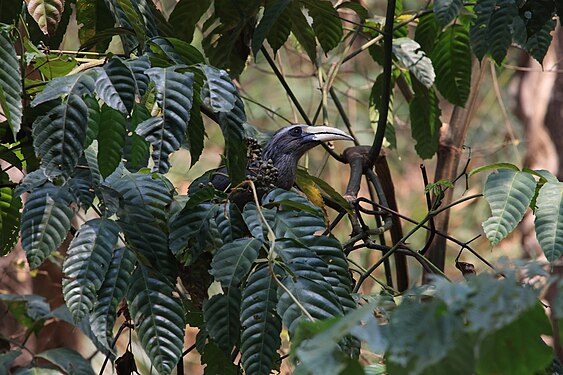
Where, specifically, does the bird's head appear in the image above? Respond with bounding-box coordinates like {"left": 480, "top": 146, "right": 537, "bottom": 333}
{"left": 263, "top": 124, "right": 353, "bottom": 160}
{"left": 262, "top": 124, "right": 354, "bottom": 189}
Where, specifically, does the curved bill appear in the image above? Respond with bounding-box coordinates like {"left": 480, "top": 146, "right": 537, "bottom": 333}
{"left": 303, "top": 125, "right": 354, "bottom": 142}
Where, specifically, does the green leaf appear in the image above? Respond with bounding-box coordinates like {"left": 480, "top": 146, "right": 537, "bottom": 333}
{"left": 302, "top": 0, "right": 343, "bottom": 53}
{"left": 36, "top": 348, "right": 94, "bottom": 375}
{"left": 0, "top": 31, "right": 22, "bottom": 139}
{"left": 432, "top": 24, "right": 472, "bottom": 106}
{"left": 482, "top": 169, "right": 536, "bottom": 245}
{"left": 295, "top": 303, "right": 377, "bottom": 375}
{"left": 392, "top": 38, "right": 435, "bottom": 89}
{"left": 386, "top": 296, "right": 465, "bottom": 374}
{"left": 409, "top": 79, "right": 442, "bottom": 159}
{"left": 90, "top": 246, "right": 136, "bottom": 349}
{"left": 210, "top": 237, "right": 262, "bottom": 288}
{"left": 534, "top": 182, "right": 563, "bottom": 262}
{"left": 186, "top": 103, "right": 205, "bottom": 166}
{"left": 263, "top": 188, "right": 324, "bottom": 216}
{"left": 434, "top": 0, "right": 463, "bottom": 26}
{"left": 240, "top": 265, "right": 282, "bottom": 375}
{"left": 296, "top": 169, "right": 351, "bottom": 214}
{"left": 470, "top": 0, "right": 495, "bottom": 61}
{"left": 148, "top": 36, "right": 206, "bottom": 66}
{"left": 31, "top": 70, "right": 96, "bottom": 107}
{"left": 26, "top": 0, "right": 65, "bottom": 37}
{"left": 369, "top": 72, "right": 396, "bottom": 149}
{"left": 136, "top": 67, "right": 194, "bottom": 173}
{"left": 75, "top": 0, "right": 114, "bottom": 52}
{"left": 127, "top": 265, "right": 185, "bottom": 375}
{"left": 277, "top": 261, "right": 343, "bottom": 334}
{"left": 168, "top": 0, "right": 211, "bottom": 43}
{"left": 487, "top": 0, "right": 517, "bottom": 65}
{"left": 32, "top": 94, "right": 89, "bottom": 177}
{"left": 94, "top": 57, "right": 136, "bottom": 114}
{"left": 62, "top": 218, "right": 120, "bottom": 323}
{"left": 200, "top": 65, "right": 238, "bottom": 113}
{"left": 135, "top": 0, "right": 159, "bottom": 38}
{"left": 525, "top": 17, "right": 556, "bottom": 64}
{"left": 203, "top": 288, "right": 241, "bottom": 352}
{"left": 115, "top": 0, "right": 146, "bottom": 46}
{"left": 468, "top": 162, "right": 520, "bottom": 177}
{"left": 216, "top": 96, "right": 247, "bottom": 185}
{"left": 288, "top": 2, "right": 317, "bottom": 62}
{"left": 476, "top": 303, "right": 553, "bottom": 375}
{"left": 0, "top": 173, "right": 22, "bottom": 255}
{"left": 266, "top": 1, "right": 293, "bottom": 54}
{"left": 97, "top": 105, "right": 127, "bottom": 178}
{"left": 83, "top": 96, "right": 100, "bottom": 148}
{"left": 252, "top": 0, "right": 292, "bottom": 56}
{"left": 20, "top": 184, "right": 75, "bottom": 269}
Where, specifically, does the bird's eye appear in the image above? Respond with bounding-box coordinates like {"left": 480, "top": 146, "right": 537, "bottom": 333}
{"left": 289, "top": 127, "right": 302, "bottom": 137}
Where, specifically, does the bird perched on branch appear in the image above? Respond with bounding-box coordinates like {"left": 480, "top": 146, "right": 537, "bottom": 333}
{"left": 196, "top": 124, "right": 353, "bottom": 205}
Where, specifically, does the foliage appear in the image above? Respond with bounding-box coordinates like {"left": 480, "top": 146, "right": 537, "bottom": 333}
{"left": 0, "top": 0, "right": 561, "bottom": 374}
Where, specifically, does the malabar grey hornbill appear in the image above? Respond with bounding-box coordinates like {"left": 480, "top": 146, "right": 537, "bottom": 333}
{"left": 202, "top": 124, "right": 354, "bottom": 205}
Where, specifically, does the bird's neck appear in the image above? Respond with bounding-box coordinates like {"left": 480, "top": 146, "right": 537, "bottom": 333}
{"left": 262, "top": 148, "right": 300, "bottom": 190}
{"left": 274, "top": 154, "right": 299, "bottom": 190}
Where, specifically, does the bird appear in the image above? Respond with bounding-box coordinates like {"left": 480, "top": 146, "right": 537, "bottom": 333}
{"left": 194, "top": 124, "right": 354, "bottom": 206}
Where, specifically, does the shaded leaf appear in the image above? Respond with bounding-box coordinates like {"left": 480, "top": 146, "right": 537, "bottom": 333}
{"left": 487, "top": 0, "right": 517, "bottom": 65}
{"left": 62, "top": 218, "right": 120, "bottom": 323}
{"left": 210, "top": 237, "right": 262, "bottom": 288}
{"left": 252, "top": 0, "right": 292, "bottom": 55}
{"left": 169, "top": 203, "right": 219, "bottom": 255}
{"left": 36, "top": 348, "right": 94, "bottom": 375}
{"left": 288, "top": 2, "right": 317, "bottom": 62}
{"left": 409, "top": 78, "right": 442, "bottom": 159}
{"left": 266, "top": 1, "right": 292, "bottom": 54}
{"left": 203, "top": 288, "right": 242, "bottom": 352}
{"left": 94, "top": 57, "right": 136, "bottom": 114}
{"left": 240, "top": 265, "right": 282, "bottom": 375}
{"left": 302, "top": 0, "right": 343, "bottom": 53}
{"left": 200, "top": 65, "right": 238, "bottom": 113}
{"left": 127, "top": 265, "right": 185, "bottom": 375}
{"left": 136, "top": 67, "right": 194, "bottom": 173}
{"left": 434, "top": 0, "right": 463, "bottom": 26}
{"left": 470, "top": 0, "right": 496, "bottom": 60}
{"left": 21, "top": 184, "right": 75, "bottom": 269}
{"left": 31, "top": 70, "right": 96, "bottom": 107}
{"left": 525, "top": 17, "right": 556, "bottom": 64}
{"left": 90, "top": 246, "right": 136, "bottom": 349}
{"left": 168, "top": 0, "right": 211, "bottom": 43}
{"left": 0, "top": 31, "right": 22, "bottom": 139}
{"left": 277, "top": 261, "right": 343, "bottom": 334}
{"left": 32, "top": 94, "right": 89, "bottom": 177}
